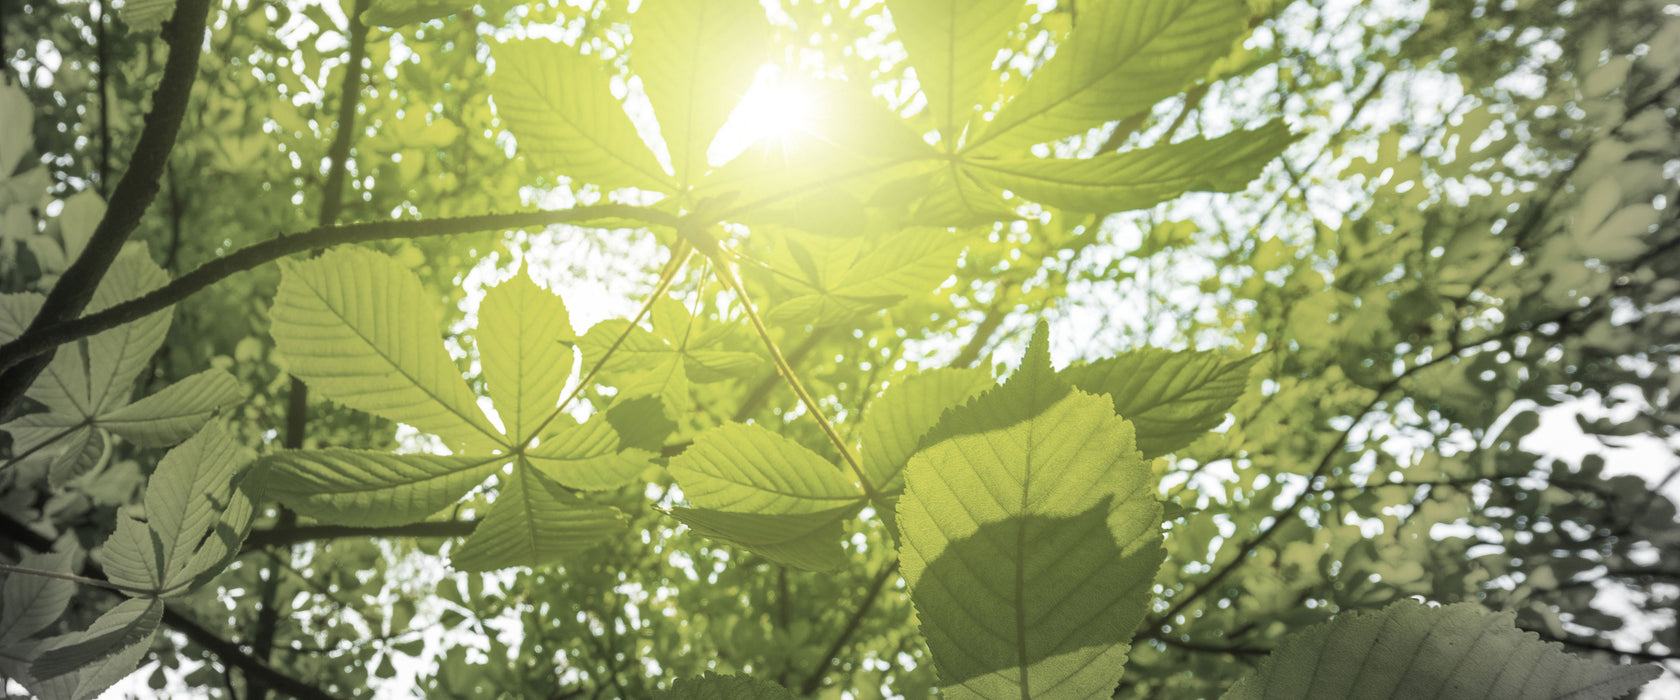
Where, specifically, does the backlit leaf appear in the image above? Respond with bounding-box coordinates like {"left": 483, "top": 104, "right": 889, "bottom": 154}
{"left": 897, "top": 323, "right": 1163, "bottom": 698}
{"left": 670, "top": 506, "right": 855, "bottom": 572}
{"left": 527, "top": 414, "right": 654, "bottom": 491}
{"left": 634, "top": 0, "right": 769, "bottom": 187}
{"left": 491, "top": 39, "right": 673, "bottom": 191}
{"left": 477, "top": 270, "right": 574, "bottom": 445}
{"left": 254, "top": 450, "right": 502, "bottom": 527}
{"left": 0, "top": 550, "right": 76, "bottom": 646}
{"left": 966, "top": 0, "right": 1247, "bottom": 155}
{"left": 31, "top": 597, "right": 162, "bottom": 682}
{"left": 669, "top": 423, "right": 862, "bottom": 514}
{"left": 449, "top": 461, "right": 627, "bottom": 571}
{"left": 270, "top": 246, "right": 502, "bottom": 449}
{"left": 99, "top": 369, "right": 244, "bottom": 448}
{"left": 1222, "top": 600, "right": 1661, "bottom": 700}
{"left": 1061, "top": 348, "right": 1260, "bottom": 459}
{"left": 83, "top": 245, "right": 170, "bottom": 414}
{"left": 887, "top": 0, "right": 1028, "bottom": 147}
{"left": 858, "top": 366, "right": 992, "bottom": 494}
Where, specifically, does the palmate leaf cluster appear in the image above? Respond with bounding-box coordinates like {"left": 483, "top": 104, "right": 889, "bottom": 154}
{"left": 0, "top": 0, "right": 1676, "bottom": 697}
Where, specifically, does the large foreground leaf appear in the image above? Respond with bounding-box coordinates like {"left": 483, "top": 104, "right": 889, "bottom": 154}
{"left": 450, "top": 462, "right": 628, "bottom": 571}
{"left": 857, "top": 366, "right": 992, "bottom": 494}
{"left": 1061, "top": 348, "right": 1261, "bottom": 459}
{"left": 897, "top": 324, "right": 1164, "bottom": 698}
{"left": 966, "top": 0, "right": 1247, "bottom": 155}
{"left": 1222, "top": 600, "right": 1660, "bottom": 700}
{"left": 887, "top": 0, "right": 1028, "bottom": 146}
{"left": 477, "top": 270, "right": 574, "bottom": 445}
{"left": 253, "top": 450, "right": 502, "bottom": 527}
{"left": 271, "top": 246, "right": 502, "bottom": 449}
{"left": 633, "top": 0, "right": 768, "bottom": 186}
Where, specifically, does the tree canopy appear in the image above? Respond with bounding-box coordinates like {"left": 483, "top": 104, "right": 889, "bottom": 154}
{"left": 1, "top": 0, "right": 1677, "bottom": 698}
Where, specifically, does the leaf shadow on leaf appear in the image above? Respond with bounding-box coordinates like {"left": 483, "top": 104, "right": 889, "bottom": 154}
{"left": 911, "top": 502, "right": 1162, "bottom": 697}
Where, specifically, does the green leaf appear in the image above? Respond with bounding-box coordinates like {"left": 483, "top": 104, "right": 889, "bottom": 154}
{"left": 670, "top": 506, "right": 855, "bottom": 572}
{"left": 84, "top": 245, "right": 170, "bottom": 414}
{"left": 887, "top": 162, "right": 1018, "bottom": 226}
{"left": 1060, "top": 349, "right": 1260, "bottom": 459}
{"left": 47, "top": 426, "right": 109, "bottom": 488}
{"left": 886, "top": 0, "right": 1028, "bottom": 147}
{"left": 764, "top": 229, "right": 967, "bottom": 328}
{"left": 270, "top": 246, "right": 502, "bottom": 449}
{"left": 579, "top": 319, "right": 690, "bottom": 414}
{"left": 449, "top": 461, "right": 627, "bottom": 571}
{"left": 477, "top": 270, "right": 574, "bottom": 445}
{"left": 965, "top": 0, "right": 1247, "bottom": 155}
{"left": 972, "top": 121, "right": 1295, "bottom": 213}
{"left": 361, "top": 0, "right": 473, "bottom": 28}
{"left": 897, "top": 323, "right": 1164, "bottom": 698}
{"left": 858, "top": 366, "right": 992, "bottom": 494}
{"left": 669, "top": 423, "right": 863, "bottom": 514}
{"left": 526, "top": 414, "right": 654, "bottom": 491}
{"left": 100, "top": 515, "right": 161, "bottom": 595}
{"left": 633, "top": 0, "right": 769, "bottom": 187}
{"left": 0, "top": 294, "right": 91, "bottom": 417}
{"left": 98, "top": 368, "right": 244, "bottom": 447}
{"left": 31, "top": 597, "right": 162, "bottom": 682}
{"left": 659, "top": 672, "right": 795, "bottom": 699}
{"left": 490, "top": 39, "right": 673, "bottom": 191}
{"left": 0, "top": 550, "right": 77, "bottom": 646}
{"left": 254, "top": 450, "right": 503, "bottom": 527}
{"left": 1222, "top": 600, "right": 1662, "bottom": 700}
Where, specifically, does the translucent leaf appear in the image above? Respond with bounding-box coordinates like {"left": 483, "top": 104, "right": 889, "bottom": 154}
{"left": 669, "top": 423, "right": 863, "bottom": 514}
{"left": 765, "top": 230, "right": 967, "bottom": 327}
{"left": 141, "top": 423, "right": 251, "bottom": 593}
{"left": 886, "top": 0, "right": 1028, "bottom": 147}
{"left": 974, "top": 121, "right": 1294, "bottom": 213}
{"left": 270, "top": 246, "right": 502, "bottom": 449}
{"left": 47, "top": 426, "right": 109, "bottom": 489}
{"left": 897, "top": 323, "right": 1163, "bottom": 698}
{"left": 1222, "top": 600, "right": 1662, "bottom": 700}
{"left": 254, "top": 450, "right": 503, "bottom": 527}
{"left": 891, "top": 161, "right": 1018, "bottom": 227}
{"left": 966, "top": 0, "right": 1247, "bottom": 155}
{"left": 858, "top": 366, "right": 992, "bottom": 494}
{"left": 490, "top": 40, "right": 673, "bottom": 191}
{"left": 578, "top": 319, "right": 690, "bottom": 414}
{"left": 477, "top": 270, "right": 573, "bottom": 445}
{"left": 99, "top": 368, "right": 244, "bottom": 447}
{"left": 55, "top": 192, "right": 103, "bottom": 263}
{"left": 634, "top": 0, "right": 769, "bottom": 186}
{"left": 527, "top": 414, "right": 654, "bottom": 491}
{"left": 100, "top": 514, "right": 161, "bottom": 594}
{"left": 0, "top": 293, "right": 94, "bottom": 417}
{"left": 660, "top": 672, "right": 795, "bottom": 699}
{"left": 31, "top": 597, "right": 162, "bottom": 682}
{"left": 1060, "top": 349, "right": 1260, "bottom": 459}
{"left": 0, "top": 550, "right": 77, "bottom": 646}
{"left": 84, "top": 245, "right": 170, "bottom": 414}
{"left": 449, "top": 461, "right": 627, "bottom": 571}
{"left": 670, "top": 506, "right": 855, "bottom": 572}
{"left": 362, "top": 0, "right": 473, "bottom": 28}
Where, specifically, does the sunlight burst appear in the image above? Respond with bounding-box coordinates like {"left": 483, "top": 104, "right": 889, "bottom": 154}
{"left": 709, "top": 65, "right": 822, "bottom": 166}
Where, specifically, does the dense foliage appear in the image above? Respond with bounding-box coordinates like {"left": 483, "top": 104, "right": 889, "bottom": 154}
{"left": 1, "top": 0, "right": 1677, "bottom": 697}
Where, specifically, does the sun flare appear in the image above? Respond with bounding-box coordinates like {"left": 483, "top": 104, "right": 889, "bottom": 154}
{"left": 710, "top": 65, "right": 822, "bottom": 165}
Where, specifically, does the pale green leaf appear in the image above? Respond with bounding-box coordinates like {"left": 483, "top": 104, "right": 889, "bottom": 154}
{"left": 99, "top": 515, "right": 160, "bottom": 594}
{"left": 0, "top": 294, "right": 94, "bottom": 417}
{"left": 578, "top": 319, "right": 690, "bottom": 414}
{"left": 32, "top": 597, "right": 161, "bottom": 682}
{"left": 84, "top": 245, "right": 170, "bottom": 414}
{"left": 491, "top": 40, "right": 672, "bottom": 191}
{"left": 478, "top": 270, "right": 574, "bottom": 445}
{"left": 361, "top": 0, "right": 472, "bottom": 28}
{"left": 169, "top": 487, "right": 253, "bottom": 596}
{"left": 1222, "top": 600, "right": 1662, "bottom": 700}
{"left": 1061, "top": 349, "right": 1260, "bottom": 459}
{"left": 887, "top": 0, "right": 1028, "bottom": 147}
{"left": 897, "top": 323, "right": 1163, "bottom": 698}
{"left": 270, "top": 246, "right": 502, "bottom": 449}
{"left": 669, "top": 423, "right": 863, "bottom": 514}
{"left": 254, "top": 450, "right": 503, "bottom": 527}
{"left": 449, "top": 461, "right": 627, "bottom": 571}
{"left": 527, "top": 414, "right": 653, "bottom": 491}
{"left": 972, "top": 121, "right": 1295, "bottom": 213}
{"left": 858, "top": 366, "right": 992, "bottom": 494}
{"left": 660, "top": 672, "right": 796, "bottom": 699}
{"left": 634, "top": 0, "right": 769, "bottom": 186}
{"left": 671, "top": 506, "right": 855, "bottom": 572}
{"left": 55, "top": 192, "right": 103, "bottom": 263}
{"left": 0, "top": 550, "right": 77, "bottom": 646}
{"left": 895, "top": 162, "right": 1018, "bottom": 226}
{"left": 765, "top": 229, "right": 967, "bottom": 327}
{"left": 98, "top": 368, "right": 244, "bottom": 447}
{"left": 47, "top": 426, "right": 109, "bottom": 489}
{"left": 967, "top": 0, "right": 1247, "bottom": 155}
{"left": 141, "top": 423, "right": 251, "bottom": 594}
{"left": 118, "top": 0, "right": 176, "bottom": 33}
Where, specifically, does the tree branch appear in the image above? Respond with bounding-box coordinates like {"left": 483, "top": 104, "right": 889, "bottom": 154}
{"left": 240, "top": 520, "right": 480, "bottom": 553}
{"left": 0, "top": 205, "right": 678, "bottom": 375}
{"left": 800, "top": 558, "right": 898, "bottom": 695}
{"left": 0, "top": 0, "right": 212, "bottom": 419}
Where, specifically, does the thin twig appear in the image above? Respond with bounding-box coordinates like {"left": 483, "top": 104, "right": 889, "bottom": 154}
{"left": 800, "top": 558, "right": 899, "bottom": 695}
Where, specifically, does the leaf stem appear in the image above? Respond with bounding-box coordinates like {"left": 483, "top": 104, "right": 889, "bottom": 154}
{"left": 0, "top": 561, "right": 154, "bottom": 595}
{"left": 702, "top": 237, "right": 882, "bottom": 502}
{"left": 800, "top": 558, "right": 899, "bottom": 695}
